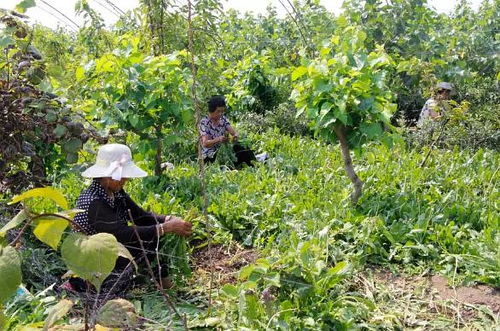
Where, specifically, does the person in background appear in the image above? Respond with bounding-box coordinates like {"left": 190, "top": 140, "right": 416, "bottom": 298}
{"left": 417, "top": 82, "right": 454, "bottom": 127}
{"left": 65, "top": 144, "right": 192, "bottom": 294}
{"left": 199, "top": 95, "right": 256, "bottom": 167}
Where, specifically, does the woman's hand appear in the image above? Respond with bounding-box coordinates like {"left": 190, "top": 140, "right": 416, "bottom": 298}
{"left": 161, "top": 216, "right": 192, "bottom": 237}
{"left": 218, "top": 136, "right": 228, "bottom": 143}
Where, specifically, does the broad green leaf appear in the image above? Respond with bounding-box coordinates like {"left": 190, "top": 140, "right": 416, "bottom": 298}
{"left": 360, "top": 122, "right": 383, "bottom": 139}
{"left": 53, "top": 125, "right": 67, "bottom": 138}
{"left": 328, "top": 261, "right": 349, "bottom": 275}
{"left": 45, "top": 111, "right": 57, "bottom": 123}
{"left": 291, "top": 66, "right": 308, "bottom": 81}
{"left": 334, "top": 108, "right": 349, "bottom": 125}
{"left": 337, "top": 15, "right": 348, "bottom": 28}
{"left": 33, "top": 216, "right": 68, "bottom": 250}
{"left": 75, "top": 66, "right": 85, "bottom": 81}
{"left": 0, "top": 210, "right": 28, "bottom": 237}
{"left": 62, "top": 138, "right": 83, "bottom": 153}
{"left": 239, "top": 265, "right": 255, "bottom": 280}
{"left": 0, "top": 310, "right": 5, "bottom": 330}
{"left": 221, "top": 284, "right": 238, "bottom": 298}
{"left": 61, "top": 233, "right": 119, "bottom": 290}
{"left": 0, "top": 246, "right": 22, "bottom": 303}
{"left": 163, "top": 134, "right": 182, "bottom": 146}
{"left": 128, "top": 115, "right": 139, "bottom": 128}
{"left": 263, "top": 272, "right": 281, "bottom": 287}
{"left": 0, "top": 36, "right": 15, "bottom": 48}
{"left": 95, "top": 54, "right": 116, "bottom": 73}
{"left": 181, "top": 108, "right": 193, "bottom": 124}
{"left": 97, "top": 298, "right": 137, "bottom": 328}
{"left": 66, "top": 152, "right": 79, "bottom": 164}
{"left": 116, "top": 242, "right": 137, "bottom": 270}
{"left": 9, "top": 187, "right": 68, "bottom": 210}
{"left": 15, "top": 0, "right": 36, "bottom": 13}
{"left": 203, "top": 317, "right": 221, "bottom": 327}
{"left": 43, "top": 299, "right": 73, "bottom": 330}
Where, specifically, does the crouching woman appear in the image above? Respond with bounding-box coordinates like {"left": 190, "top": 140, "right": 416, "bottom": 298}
{"left": 69, "top": 143, "right": 192, "bottom": 294}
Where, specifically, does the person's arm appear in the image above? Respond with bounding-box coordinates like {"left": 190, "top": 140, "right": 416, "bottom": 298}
{"left": 429, "top": 109, "right": 440, "bottom": 119}
{"left": 227, "top": 125, "right": 238, "bottom": 141}
{"left": 159, "top": 216, "right": 192, "bottom": 237}
{"left": 125, "top": 194, "right": 192, "bottom": 236}
{"left": 88, "top": 200, "right": 158, "bottom": 244}
{"left": 201, "top": 134, "right": 227, "bottom": 148}
{"left": 199, "top": 117, "right": 227, "bottom": 148}
{"left": 88, "top": 200, "right": 192, "bottom": 243}
{"left": 428, "top": 100, "right": 441, "bottom": 119}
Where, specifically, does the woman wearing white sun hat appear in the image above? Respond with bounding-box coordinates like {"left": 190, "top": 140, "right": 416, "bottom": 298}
{"left": 69, "top": 144, "right": 192, "bottom": 293}
{"left": 417, "top": 82, "right": 454, "bottom": 127}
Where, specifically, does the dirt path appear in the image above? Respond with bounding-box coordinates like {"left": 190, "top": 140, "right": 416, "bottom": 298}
{"left": 429, "top": 275, "right": 499, "bottom": 315}
{"left": 371, "top": 269, "right": 499, "bottom": 320}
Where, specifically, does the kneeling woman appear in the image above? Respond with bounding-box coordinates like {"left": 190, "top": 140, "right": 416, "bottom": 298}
{"left": 199, "top": 95, "right": 256, "bottom": 167}
{"left": 71, "top": 144, "right": 192, "bottom": 293}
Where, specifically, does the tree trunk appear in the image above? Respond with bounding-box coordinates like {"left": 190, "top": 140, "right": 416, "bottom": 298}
{"left": 154, "top": 124, "right": 162, "bottom": 177}
{"left": 333, "top": 125, "right": 364, "bottom": 204}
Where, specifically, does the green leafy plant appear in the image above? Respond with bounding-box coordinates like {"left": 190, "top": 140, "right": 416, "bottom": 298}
{"left": 75, "top": 40, "right": 193, "bottom": 176}
{"left": 0, "top": 187, "right": 135, "bottom": 329}
{"left": 0, "top": 11, "right": 104, "bottom": 193}
{"left": 292, "top": 24, "right": 398, "bottom": 203}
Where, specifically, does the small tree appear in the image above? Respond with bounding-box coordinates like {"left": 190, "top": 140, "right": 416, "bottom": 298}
{"left": 291, "top": 25, "right": 397, "bottom": 204}
{"left": 75, "top": 37, "right": 193, "bottom": 176}
{"left": 0, "top": 11, "right": 103, "bottom": 193}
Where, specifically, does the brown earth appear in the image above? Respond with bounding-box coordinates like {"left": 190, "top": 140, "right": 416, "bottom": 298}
{"left": 191, "top": 243, "right": 258, "bottom": 286}
{"left": 372, "top": 269, "right": 500, "bottom": 320}
{"left": 430, "top": 275, "right": 499, "bottom": 315}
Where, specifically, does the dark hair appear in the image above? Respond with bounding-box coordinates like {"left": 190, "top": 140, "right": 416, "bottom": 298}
{"left": 208, "top": 95, "right": 226, "bottom": 113}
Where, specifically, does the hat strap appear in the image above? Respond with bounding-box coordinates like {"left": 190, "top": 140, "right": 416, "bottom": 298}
{"left": 107, "top": 153, "right": 131, "bottom": 180}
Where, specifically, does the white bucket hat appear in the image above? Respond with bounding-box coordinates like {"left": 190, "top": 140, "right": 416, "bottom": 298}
{"left": 82, "top": 144, "right": 147, "bottom": 180}
{"left": 436, "top": 82, "right": 454, "bottom": 91}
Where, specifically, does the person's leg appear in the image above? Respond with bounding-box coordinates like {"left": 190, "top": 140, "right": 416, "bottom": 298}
{"left": 204, "top": 155, "right": 217, "bottom": 164}
{"left": 233, "top": 143, "right": 256, "bottom": 168}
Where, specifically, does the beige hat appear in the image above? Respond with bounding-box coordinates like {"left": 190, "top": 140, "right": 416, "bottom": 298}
{"left": 82, "top": 144, "right": 147, "bottom": 180}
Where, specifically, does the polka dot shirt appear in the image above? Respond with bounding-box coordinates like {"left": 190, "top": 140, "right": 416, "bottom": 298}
{"left": 74, "top": 179, "right": 127, "bottom": 235}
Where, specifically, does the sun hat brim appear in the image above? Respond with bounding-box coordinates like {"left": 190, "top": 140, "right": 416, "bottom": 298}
{"left": 82, "top": 162, "right": 147, "bottom": 178}
{"left": 437, "top": 82, "right": 453, "bottom": 91}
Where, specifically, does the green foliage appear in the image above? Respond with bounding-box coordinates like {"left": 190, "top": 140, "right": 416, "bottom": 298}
{"left": 97, "top": 298, "right": 138, "bottom": 328}
{"left": 32, "top": 216, "right": 68, "bottom": 250}
{"left": 0, "top": 210, "right": 28, "bottom": 237}
{"left": 0, "top": 12, "right": 96, "bottom": 192}
{"left": 74, "top": 37, "right": 193, "bottom": 173}
{"left": 292, "top": 25, "right": 397, "bottom": 146}
{"left": 43, "top": 299, "right": 73, "bottom": 330}
{"left": 1, "top": 0, "right": 499, "bottom": 329}
{"left": 61, "top": 233, "right": 119, "bottom": 291}
{"left": 3, "top": 186, "right": 133, "bottom": 294}
{"left": 222, "top": 54, "right": 280, "bottom": 114}
{"left": 9, "top": 187, "right": 69, "bottom": 210}
{"left": 0, "top": 246, "right": 22, "bottom": 304}
{"left": 15, "top": 0, "right": 36, "bottom": 14}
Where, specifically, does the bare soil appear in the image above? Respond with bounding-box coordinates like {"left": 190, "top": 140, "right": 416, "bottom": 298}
{"left": 191, "top": 243, "right": 258, "bottom": 286}
{"left": 430, "top": 275, "right": 499, "bottom": 315}
{"left": 372, "top": 269, "right": 500, "bottom": 320}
